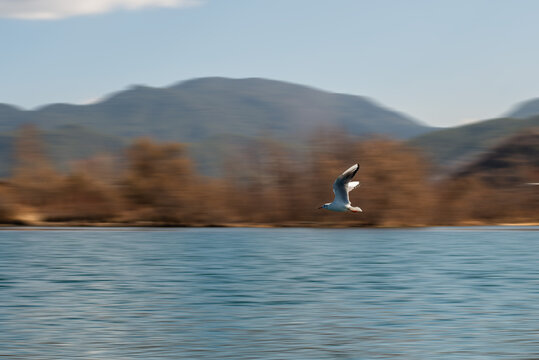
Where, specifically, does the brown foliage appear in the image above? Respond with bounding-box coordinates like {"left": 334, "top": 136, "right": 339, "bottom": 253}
{"left": 0, "top": 184, "right": 17, "bottom": 224}
{"left": 353, "top": 140, "right": 434, "bottom": 226}
{"left": 44, "top": 173, "right": 121, "bottom": 222}
{"left": 434, "top": 176, "right": 539, "bottom": 224}
{"left": 307, "top": 136, "right": 434, "bottom": 226}
{"left": 121, "top": 138, "right": 205, "bottom": 224}
{"left": 11, "top": 125, "right": 63, "bottom": 209}
{"left": 3, "top": 125, "right": 537, "bottom": 227}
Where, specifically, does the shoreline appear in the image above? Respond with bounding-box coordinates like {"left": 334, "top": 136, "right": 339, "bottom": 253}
{"left": 1, "top": 220, "right": 538, "bottom": 229}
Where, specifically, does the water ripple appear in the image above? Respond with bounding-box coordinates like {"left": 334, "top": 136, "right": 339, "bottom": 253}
{"left": 1, "top": 227, "right": 539, "bottom": 359}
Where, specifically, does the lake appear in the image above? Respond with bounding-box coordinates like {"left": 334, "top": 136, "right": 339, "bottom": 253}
{"left": 1, "top": 227, "right": 539, "bottom": 359}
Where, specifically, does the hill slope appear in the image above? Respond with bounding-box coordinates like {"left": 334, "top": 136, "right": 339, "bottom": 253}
{"left": 408, "top": 116, "right": 539, "bottom": 168}
{"left": 454, "top": 130, "right": 539, "bottom": 186}
{"left": 0, "top": 77, "right": 430, "bottom": 141}
{"left": 505, "top": 98, "right": 539, "bottom": 119}
{"left": 0, "top": 125, "right": 125, "bottom": 177}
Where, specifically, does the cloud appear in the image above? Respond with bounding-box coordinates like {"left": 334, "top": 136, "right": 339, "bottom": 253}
{"left": 0, "top": 0, "right": 203, "bottom": 20}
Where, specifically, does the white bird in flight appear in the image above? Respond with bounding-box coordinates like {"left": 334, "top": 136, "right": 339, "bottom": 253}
{"left": 319, "top": 164, "right": 362, "bottom": 213}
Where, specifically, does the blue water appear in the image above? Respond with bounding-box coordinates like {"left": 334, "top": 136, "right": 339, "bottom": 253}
{"left": 1, "top": 227, "right": 539, "bottom": 359}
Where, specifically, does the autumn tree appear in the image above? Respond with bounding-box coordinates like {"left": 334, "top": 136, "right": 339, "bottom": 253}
{"left": 121, "top": 138, "right": 204, "bottom": 224}
{"left": 11, "top": 125, "right": 61, "bottom": 208}
{"left": 0, "top": 183, "right": 17, "bottom": 224}
{"left": 354, "top": 139, "right": 434, "bottom": 226}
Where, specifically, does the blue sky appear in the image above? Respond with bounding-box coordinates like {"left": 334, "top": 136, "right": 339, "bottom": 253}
{"left": 1, "top": 0, "right": 539, "bottom": 127}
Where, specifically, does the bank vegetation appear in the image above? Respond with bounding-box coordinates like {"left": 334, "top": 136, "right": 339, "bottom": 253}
{"left": 0, "top": 125, "right": 537, "bottom": 227}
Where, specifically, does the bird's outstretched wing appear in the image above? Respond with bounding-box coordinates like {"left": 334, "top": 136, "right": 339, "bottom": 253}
{"left": 332, "top": 164, "right": 359, "bottom": 204}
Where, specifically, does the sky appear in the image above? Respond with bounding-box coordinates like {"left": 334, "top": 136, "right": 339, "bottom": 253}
{"left": 2, "top": 0, "right": 539, "bottom": 127}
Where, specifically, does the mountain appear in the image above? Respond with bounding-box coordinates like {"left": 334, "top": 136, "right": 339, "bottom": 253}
{"left": 0, "top": 125, "right": 125, "bottom": 177}
{"left": 1, "top": 77, "right": 538, "bottom": 179}
{"left": 0, "top": 77, "right": 430, "bottom": 141}
{"left": 454, "top": 130, "right": 539, "bottom": 186}
{"left": 408, "top": 116, "right": 539, "bottom": 168}
{"left": 0, "top": 104, "right": 27, "bottom": 132}
{"left": 505, "top": 98, "right": 539, "bottom": 119}
{"left": 44, "top": 125, "right": 126, "bottom": 170}
{"left": 0, "top": 133, "right": 12, "bottom": 177}
{"left": 0, "top": 77, "right": 434, "bottom": 176}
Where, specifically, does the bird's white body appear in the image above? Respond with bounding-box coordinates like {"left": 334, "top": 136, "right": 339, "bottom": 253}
{"left": 320, "top": 164, "right": 362, "bottom": 213}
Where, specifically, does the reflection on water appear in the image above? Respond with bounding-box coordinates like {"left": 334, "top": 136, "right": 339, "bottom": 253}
{"left": 1, "top": 227, "right": 539, "bottom": 359}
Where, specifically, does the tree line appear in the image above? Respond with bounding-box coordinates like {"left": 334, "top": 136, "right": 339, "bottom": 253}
{"left": 0, "top": 125, "right": 537, "bottom": 227}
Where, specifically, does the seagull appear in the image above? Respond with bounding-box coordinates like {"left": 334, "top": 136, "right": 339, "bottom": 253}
{"left": 318, "top": 164, "right": 362, "bottom": 213}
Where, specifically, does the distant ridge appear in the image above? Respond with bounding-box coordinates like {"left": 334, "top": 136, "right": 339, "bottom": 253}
{"left": 2, "top": 78, "right": 539, "bottom": 177}
{"left": 408, "top": 115, "right": 539, "bottom": 168}
{"left": 0, "top": 77, "right": 430, "bottom": 140}
{"left": 0, "top": 77, "right": 434, "bottom": 176}
{"left": 454, "top": 130, "right": 539, "bottom": 186}
{"left": 505, "top": 97, "right": 539, "bottom": 119}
